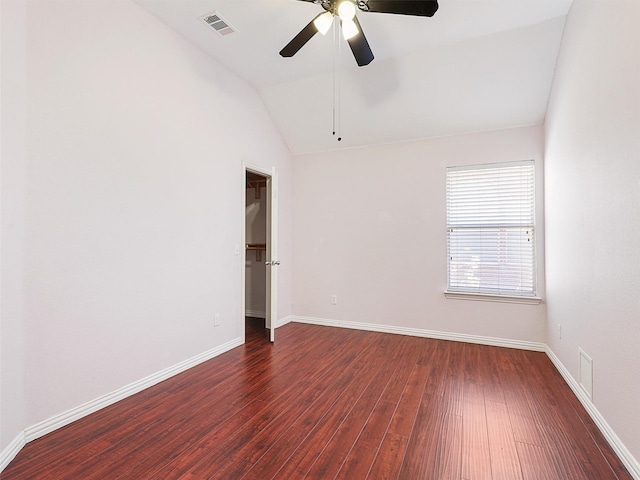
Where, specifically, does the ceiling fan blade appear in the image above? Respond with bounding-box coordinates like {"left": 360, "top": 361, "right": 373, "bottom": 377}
{"left": 361, "top": 0, "right": 439, "bottom": 17}
{"left": 345, "top": 17, "right": 374, "bottom": 66}
{"left": 279, "top": 14, "right": 323, "bottom": 58}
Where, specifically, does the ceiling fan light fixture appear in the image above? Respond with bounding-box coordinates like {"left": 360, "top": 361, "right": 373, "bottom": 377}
{"left": 341, "top": 18, "right": 359, "bottom": 40}
{"left": 313, "top": 11, "right": 334, "bottom": 35}
{"left": 337, "top": 1, "right": 357, "bottom": 21}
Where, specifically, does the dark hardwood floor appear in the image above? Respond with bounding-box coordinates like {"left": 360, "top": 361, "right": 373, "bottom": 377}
{"left": 3, "top": 319, "right": 632, "bottom": 479}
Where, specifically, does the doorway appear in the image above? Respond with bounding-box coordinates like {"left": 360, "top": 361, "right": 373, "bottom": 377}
{"left": 243, "top": 164, "right": 278, "bottom": 343}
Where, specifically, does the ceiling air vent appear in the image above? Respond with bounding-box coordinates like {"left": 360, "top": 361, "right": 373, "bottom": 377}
{"left": 200, "top": 12, "right": 236, "bottom": 37}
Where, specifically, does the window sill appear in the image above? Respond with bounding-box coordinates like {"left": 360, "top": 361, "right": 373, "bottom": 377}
{"left": 444, "top": 291, "right": 542, "bottom": 305}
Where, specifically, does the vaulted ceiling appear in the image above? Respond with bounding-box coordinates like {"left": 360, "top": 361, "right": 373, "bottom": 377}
{"left": 134, "top": 0, "right": 572, "bottom": 154}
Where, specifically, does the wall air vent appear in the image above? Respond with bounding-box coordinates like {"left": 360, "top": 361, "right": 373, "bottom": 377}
{"left": 200, "top": 12, "right": 236, "bottom": 37}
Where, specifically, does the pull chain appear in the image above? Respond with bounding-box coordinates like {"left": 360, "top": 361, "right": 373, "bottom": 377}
{"left": 333, "top": 19, "right": 342, "bottom": 142}
{"left": 332, "top": 18, "right": 336, "bottom": 138}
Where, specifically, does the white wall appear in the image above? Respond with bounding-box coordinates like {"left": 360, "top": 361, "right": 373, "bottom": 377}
{"left": 0, "top": 0, "right": 27, "bottom": 455}
{"left": 544, "top": 0, "right": 640, "bottom": 467}
{"left": 0, "top": 0, "right": 292, "bottom": 440}
{"left": 293, "top": 126, "right": 546, "bottom": 344}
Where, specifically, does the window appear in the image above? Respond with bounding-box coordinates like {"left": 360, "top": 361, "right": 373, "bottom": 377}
{"left": 446, "top": 160, "right": 536, "bottom": 300}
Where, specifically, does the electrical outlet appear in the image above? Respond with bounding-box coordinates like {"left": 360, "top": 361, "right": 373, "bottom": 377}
{"left": 214, "top": 313, "right": 220, "bottom": 327}
{"left": 557, "top": 324, "right": 562, "bottom": 339}
{"left": 331, "top": 295, "right": 337, "bottom": 305}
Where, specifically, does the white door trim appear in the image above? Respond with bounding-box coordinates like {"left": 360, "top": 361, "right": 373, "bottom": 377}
{"left": 268, "top": 166, "right": 278, "bottom": 343}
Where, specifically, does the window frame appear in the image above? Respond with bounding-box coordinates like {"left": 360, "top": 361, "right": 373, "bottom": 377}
{"left": 445, "top": 160, "right": 541, "bottom": 304}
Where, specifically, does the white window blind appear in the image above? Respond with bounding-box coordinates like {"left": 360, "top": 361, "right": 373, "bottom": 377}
{"left": 446, "top": 160, "right": 536, "bottom": 297}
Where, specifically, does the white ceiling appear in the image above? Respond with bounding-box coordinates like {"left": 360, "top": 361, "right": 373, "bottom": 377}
{"left": 134, "top": 0, "right": 572, "bottom": 154}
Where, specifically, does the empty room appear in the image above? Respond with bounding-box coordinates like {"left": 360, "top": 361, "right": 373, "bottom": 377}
{"left": 1, "top": 0, "right": 638, "bottom": 478}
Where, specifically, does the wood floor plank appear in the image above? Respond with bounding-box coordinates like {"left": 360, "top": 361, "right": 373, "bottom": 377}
{"left": 397, "top": 396, "right": 445, "bottom": 479}
{"left": 386, "top": 338, "right": 440, "bottom": 442}
{"left": 431, "top": 411, "right": 463, "bottom": 479}
{"left": 423, "top": 340, "right": 450, "bottom": 397}
{"left": 415, "top": 336, "right": 459, "bottom": 480}
{"left": 204, "top": 392, "right": 320, "bottom": 479}
{"left": 442, "top": 340, "right": 466, "bottom": 417}
{"left": 2, "top": 321, "right": 633, "bottom": 480}
{"left": 366, "top": 432, "right": 408, "bottom": 480}
{"left": 461, "top": 398, "right": 492, "bottom": 480}
{"left": 482, "top": 346, "right": 507, "bottom": 404}
{"left": 240, "top": 425, "right": 310, "bottom": 480}
{"left": 516, "top": 441, "right": 560, "bottom": 480}
{"left": 375, "top": 335, "right": 423, "bottom": 405}
{"left": 124, "top": 346, "right": 304, "bottom": 477}
{"left": 301, "top": 380, "right": 389, "bottom": 479}
{"left": 303, "top": 336, "right": 411, "bottom": 479}
{"left": 267, "top": 334, "right": 393, "bottom": 479}
{"left": 538, "top": 420, "right": 591, "bottom": 479}
{"left": 147, "top": 399, "right": 274, "bottom": 479}
{"left": 399, "top": 397, "right": 463, "bottom": 479}
{"left": 336, "top": 336, "right": 426, "bottom": 479}
{"left": 120, "top": 324, "right": 358, "bottom": 479}
{"left": 154, "top": 330, "right": 378, "bottom": 479}
{"left": 386, "top": 363, "right": 432, "bottom": 437}
{"left": 485, "top": 399, "right": 524, "bottom": 480}
{"left": 334, "top": 400, "right": 397, "bottom": 480}
{"left": 202, "top": 334, "right": 377, "bottom": 479}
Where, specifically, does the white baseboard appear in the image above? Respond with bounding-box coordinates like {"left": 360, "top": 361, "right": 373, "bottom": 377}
{"left": 4, "top": 321, "right": 637, "bottom": 479}
{"left": 545, "top": 347, "right": 640, "bottom": 480}
{"left": 290, "top": 315, "right": 546, "bottom": 352}
{"left": 275, "top": 315, "right": 293, "bottom": 328}
{"left": 0, "top": 335, "right": 243, "bottom": 475}
{"left": 0, "top": 431, "right": 26, "bottom": 472}
{"left": 290, "top": 316, "right": 638, "bottom": 478}
{"left": 245, "top": 309, "right": 265, "bottom": 318}
{"left": 24, "top": 337, "right": 242, "bottom": 443}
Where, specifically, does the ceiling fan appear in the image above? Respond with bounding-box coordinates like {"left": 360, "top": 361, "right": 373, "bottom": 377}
{"left": 280, "top": 0, "right": 439, "bottom": 67}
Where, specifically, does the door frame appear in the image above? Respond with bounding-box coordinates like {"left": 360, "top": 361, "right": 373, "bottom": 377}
{"left": 241, "top": 162, "right": 277, "bottom": 343}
